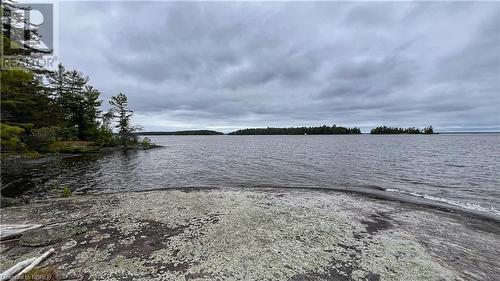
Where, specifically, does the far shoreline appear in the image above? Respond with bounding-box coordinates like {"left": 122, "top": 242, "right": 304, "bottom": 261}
{"left": 137, "top": 131, "right": 500, "bottom": 135}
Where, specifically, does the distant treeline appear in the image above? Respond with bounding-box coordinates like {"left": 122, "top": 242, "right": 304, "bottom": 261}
{"left": 137, "top": 130, "right": 224, "bottom": 135}
{"left": 370, "top": 126, "right": 434, "bottom": 134}
{"left": 228, "top": 125, "right": 361, "bottom": 135}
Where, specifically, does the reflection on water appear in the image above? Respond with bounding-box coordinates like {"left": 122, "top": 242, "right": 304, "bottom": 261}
{"left": 2, "top": 134, "right": 499, "bottom": 215}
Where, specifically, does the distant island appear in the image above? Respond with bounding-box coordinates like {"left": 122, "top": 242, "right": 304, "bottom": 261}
{"left": 137, "top": 130, "right": 224, "bottom": 135}
{"left": 229, "top": 125, "right": 361, "bottom": 135}
{"left": 370, "top": 126, "right": 434, "bottom": 134}
{"left": 135, "top": 126, "right": 436, "bottom": 136}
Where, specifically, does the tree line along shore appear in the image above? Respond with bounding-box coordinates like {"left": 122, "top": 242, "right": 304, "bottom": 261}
{"left": 137, "top": 130, "right": 224, "bottom": 136}
{"left": 1, "top": 62, "right": 150, "bottom": 158}
{"left": 228, "top": 125, "right": 434, "bottom": 135}
{"left": 137, "top": 125, "right": 436, "bottom": 136}
{"left": 1, "top": 1, "right": 150, "bottom": 159}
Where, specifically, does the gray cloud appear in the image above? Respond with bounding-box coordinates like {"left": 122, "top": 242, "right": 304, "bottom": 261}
{"left": 59, "top": 1, "right": 500, "bottom": 132}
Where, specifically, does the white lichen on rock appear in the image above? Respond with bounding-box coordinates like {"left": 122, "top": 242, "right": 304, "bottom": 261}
{"left": 1, "top": 188, "right": 498, "bottom": 280}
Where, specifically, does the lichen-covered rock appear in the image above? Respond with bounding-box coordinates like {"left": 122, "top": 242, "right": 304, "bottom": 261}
{"left": 1, "top": 188, "right": 499, "bottom": 280}
{"left": 0, "top": 196, "right": 23, "bottom": 208}
{"left": 23, "top": 266, "right": 60, "bottom": 281}
{"left": 20, "top": 223, "right": 88, "bottom": 247}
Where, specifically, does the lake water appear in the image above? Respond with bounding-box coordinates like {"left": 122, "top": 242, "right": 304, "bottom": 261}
{"left": 3, "top": 134, "right": 499, "bottom": 216}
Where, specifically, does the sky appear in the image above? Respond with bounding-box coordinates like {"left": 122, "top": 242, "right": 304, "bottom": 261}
{"left": 58, "top": 1, "right": 500, "bottom": 133}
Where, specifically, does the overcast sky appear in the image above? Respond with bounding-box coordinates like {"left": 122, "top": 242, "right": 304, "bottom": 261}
{"left": 58, "top": 1, "right": 500, "bottom": 133}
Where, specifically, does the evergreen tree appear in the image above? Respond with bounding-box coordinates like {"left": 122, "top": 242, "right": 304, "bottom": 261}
{"left": 1, "top": 1, "right": 132, "bottom": 152}
{"left": 108, "top": 93, "right": 138, "bottom": 147}
{"left": 80, "top": 86, "right": 102, "bottom": 139}
{"left": 46, "top": 66, "right": 102, "bottom": 139}
{"left": 47, "top": 64, "right": 67, "bottom": 99}
{"left": 0, "top": 67, "right": 53, "bottom": 128}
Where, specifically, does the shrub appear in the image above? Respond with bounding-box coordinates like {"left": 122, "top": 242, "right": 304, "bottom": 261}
{"left": 24, "top": 127, "right": 56, "bottom": 151}
{"left": 0, "top": 123, "right": 25, "bottom": 151}
{"left": 55, "top": 127, "right": 78, "bottom": 141}
{"left": 94, "top": 127, "right": 117, "bottom": 147}
{"left": 47, "top": 141, "right": 99, "bottom": 153}
{"left": 61, "top": 186, "right": 72, "bottom": 197}
{"left": 23, "top": 150, "right": 41, "bottom": 159}
{"left": 141, "top": 137, "right": 152, "bottom": 148}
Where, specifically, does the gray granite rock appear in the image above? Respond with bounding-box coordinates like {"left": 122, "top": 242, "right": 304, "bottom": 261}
{"left": 1, "top": 188, "right": 499, "bottom": 280}
{"left": 20, "top": 223, "right": 88, "bottom": 247}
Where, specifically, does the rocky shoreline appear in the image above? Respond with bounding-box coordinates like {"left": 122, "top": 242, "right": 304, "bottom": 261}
{"left": 1, "top": 144, "right": 163, "bottom": 169}
{"left": 1, "top": 187, "right": 499, "bottom": 280}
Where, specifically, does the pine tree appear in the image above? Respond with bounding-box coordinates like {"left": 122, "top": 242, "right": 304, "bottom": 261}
{"left": 80, "top": 86, "right": 102, "bottom": 139}
{"left": 108, "top": 93, "right": 138, "bottom": 147}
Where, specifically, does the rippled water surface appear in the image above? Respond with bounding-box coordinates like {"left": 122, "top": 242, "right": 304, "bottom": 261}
{"left": 3, "top": 134, "right": 500, "bottom": 215}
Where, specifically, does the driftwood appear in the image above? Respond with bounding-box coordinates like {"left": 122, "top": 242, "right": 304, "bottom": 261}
{"left": 0, "top": 258, "right": 36, "bottom": 281}
{"left": 0, "top": 224, "right": 42, "bottom": 241}
{"left": 12, "top": 248, "right": 55, "bottom": 280}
